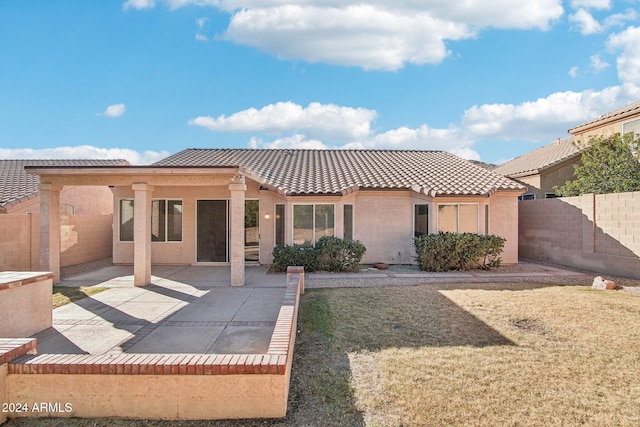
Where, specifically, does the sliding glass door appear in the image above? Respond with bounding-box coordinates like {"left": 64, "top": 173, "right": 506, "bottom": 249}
{"left": 197, "top": 200, "right": 228, "bottom": 262}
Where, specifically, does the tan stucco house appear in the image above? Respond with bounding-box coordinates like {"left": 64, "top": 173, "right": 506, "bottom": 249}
{"left": 495, "top": 100, "right": 640, "bottom": 198}
{"left": 26, "top": 149, "right": 525, "bottom": 286}
{"left": 569, "top": 100, "right": 640, "bottom": 143}
{"left": 493, "top": 137, "right": 581, "bottom": 199}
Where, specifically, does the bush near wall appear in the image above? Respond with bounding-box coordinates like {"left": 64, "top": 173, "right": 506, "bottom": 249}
{"left": 414, "top": 232, "right": 505, "bottom": 272}
{"left": 271, "top": 236, "right": 366, "bottom": 273}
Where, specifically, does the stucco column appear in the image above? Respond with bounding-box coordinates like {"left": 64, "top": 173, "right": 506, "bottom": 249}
{"left": 39, "top": 183, "right": 62, "bottom": 284}
{"left": 229, "top": 176, "right": 247, "bottom": 286}
{"left": 132, "top": 183, "right": 154, "bottom": 287}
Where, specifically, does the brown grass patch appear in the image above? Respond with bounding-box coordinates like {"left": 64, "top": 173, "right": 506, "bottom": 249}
{"left": 338, "top": 285, "right": 640, "bottom": 426}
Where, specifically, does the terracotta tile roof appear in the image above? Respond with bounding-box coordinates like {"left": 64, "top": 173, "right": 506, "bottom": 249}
{"left": 154, "top": 149, "right": 525, "bottom": 196}
{"left": 493, "top": 137, "right": 581, "bottom": 178}
{"left": 0, "top": 159, "right": 129, "bottom": 212}
{"left": 569, "top": 100, "right": 640, "bottom": 134}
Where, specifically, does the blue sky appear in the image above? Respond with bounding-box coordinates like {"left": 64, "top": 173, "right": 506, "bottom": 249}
{"left": 1, "top": 1, "right": 639, "bottom": 164}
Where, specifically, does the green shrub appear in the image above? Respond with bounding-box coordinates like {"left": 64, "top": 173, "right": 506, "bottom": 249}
{"left": 271, "top": 245, "right": 319, "bottom": 272}
{"left": 271, "top": 237, "right": 367, "bottom": 273}
{"left": 413, "top": 232, "right": 505, "bottom": 272}
{"left": 316, "top": 236, "right": 367, "bottom": 272}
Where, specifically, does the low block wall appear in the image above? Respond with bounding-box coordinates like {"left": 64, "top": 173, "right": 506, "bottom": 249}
{"left": 0, "top": 339, "right": 38, "bottom": 425}
{"left": 519, "top": 191, "right": 640, "bottom": 279}
{"left": 0, "top": 272, "right": 53, "bottom": 337}
{"left": 3, "top": 268, "right": 304, "bottom": 421}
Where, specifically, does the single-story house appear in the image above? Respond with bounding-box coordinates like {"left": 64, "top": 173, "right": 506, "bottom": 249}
{"left": 26, "top": 149, "right": 526, "bottom": 286}
{"left": 493, "top": 137, "right": 581, "bottom": 199}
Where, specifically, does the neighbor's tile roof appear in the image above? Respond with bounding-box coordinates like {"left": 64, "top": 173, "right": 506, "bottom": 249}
{"left": 569, "top": 100, "right": 640, "bottom": 134}
{"left": 0, "top": 159, "right": 129, "bottom": 212}
{"left": 154, "top": 149, "right": 525, "bottom": 196}
{"left": 493, "top": 137, "right": 581, "bottom": 178}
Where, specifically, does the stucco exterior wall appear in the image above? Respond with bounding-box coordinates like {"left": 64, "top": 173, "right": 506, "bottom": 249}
{"left": 111, "top": 184, "right": 521, "bottom": 267}
{"left": 572, "top": 122, "right": 624, "bottom": 144}
{"left": 539, "top": 160, "right": 579, "bottom": 197}
{"left": 354, "top": 191, "right": 414, "bottom": 264}
{"left": 487, "top": 193, "right": 520, "bottom": 264}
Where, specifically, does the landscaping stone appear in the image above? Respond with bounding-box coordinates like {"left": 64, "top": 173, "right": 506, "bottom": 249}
{"left": 592, "top": 276, "right": 617, "bottom": 290}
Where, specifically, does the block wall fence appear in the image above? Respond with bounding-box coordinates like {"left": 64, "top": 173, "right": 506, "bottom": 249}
{"left": 0, "top": 214, "right": 112, "bottom": 272}
{"left": 519, "top": 191, "right": 640, "bottom": 279}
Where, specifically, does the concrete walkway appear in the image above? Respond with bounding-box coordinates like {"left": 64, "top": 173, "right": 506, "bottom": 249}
{"left": 35, "top": 265, "right": 287, "bottom": 356}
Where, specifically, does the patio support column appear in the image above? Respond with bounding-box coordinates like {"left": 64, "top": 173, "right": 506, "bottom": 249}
{"left": 39, "top": 183, "right": 62, "bottom": 284}
{"left": 132, "top": 183, "right": 154, "bottom": 287}
{"left": 229, "top": 175, "right": 246, "bottom": 286}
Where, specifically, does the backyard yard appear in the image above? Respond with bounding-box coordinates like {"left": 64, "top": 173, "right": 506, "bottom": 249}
{"left": 6, "top": 278, "right": 640, "bottom": 426}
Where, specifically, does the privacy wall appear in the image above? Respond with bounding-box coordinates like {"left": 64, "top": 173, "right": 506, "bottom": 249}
{"left": 0, "top": 214, "right": 112, "bottom": 272}
{"left": 519, "top": 191, "right": 640, "bottom": 279}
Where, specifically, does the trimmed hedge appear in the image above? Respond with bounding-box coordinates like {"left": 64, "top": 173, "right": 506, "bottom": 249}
{"left": 414, "top": 232, "right": 506, "bottom": 272}
{"left": 271, "top": 236, "right": 366, "bottom": 273}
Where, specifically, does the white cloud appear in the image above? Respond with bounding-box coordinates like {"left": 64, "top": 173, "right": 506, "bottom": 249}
{"left": 224, "top": 5, "right": 471, "bottom": 70}
{"left": 122, "top": 0, "right": 156, "bottom": 10}
{"left": 250, "top": 134, "right": 328, "bottom": 149}
{"left": 98, "top": 103, "right": 126, "bottom": 118}
{"left": 461, "top": 84, "right": 640, "bottom": 141}
{"left": 607, "top": 26, "right": 640, "bottom": 85}
{"left": 569, "top": 9, "right": 602, "bottom": 34}
{"left": 0, "top": 145, "right": 169, "bottom": 165}
{"left": 195, "top": 17, "right": 210, "bottom": 41}
{"left": 568, "top": 66, "right": 579, "bottom": 77}
{"left": 589, "top": 54, "right": 609, "bottom": 73}
{"left": 126, "top": 0, "right": 563, "bottom": 70}
{"left": 569, "top": 7, "right": 637, "bottom": 35}
{"left": 570, "top": 0, "right": 611, "bottom": 10}
{"left": 189, "top": 101, "right": 377, "bottom": 140}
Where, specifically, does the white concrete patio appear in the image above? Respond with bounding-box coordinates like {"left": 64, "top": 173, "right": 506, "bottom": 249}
{"left": 34, "top": 265, "right": 287, "bottom": 355}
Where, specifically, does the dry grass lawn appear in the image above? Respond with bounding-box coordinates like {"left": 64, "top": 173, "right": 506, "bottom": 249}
{"left": 330, "top": 284, "right": 640, "bottom": 426}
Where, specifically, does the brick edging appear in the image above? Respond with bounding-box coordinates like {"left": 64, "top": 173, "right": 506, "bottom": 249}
{"left": 0, "top": 272, "right": 54, "bottom": 291}
{"left": 0, "top": 338, "right": 37, "bottom": 365}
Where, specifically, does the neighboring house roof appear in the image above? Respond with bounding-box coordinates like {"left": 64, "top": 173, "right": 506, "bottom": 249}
{"left": 154, "top": 149, "right": 525, "bottom": 196}
{"left": 493, "top": 137, "right": 580, "bottom": 178}
{"left": 0, "top": 159, "right": 129, "bottom": 212}
{"left": 569, "top": 100, "right": 640, "bottom": 134}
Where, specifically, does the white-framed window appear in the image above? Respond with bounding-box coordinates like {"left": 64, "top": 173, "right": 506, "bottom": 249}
{"left": 622, "top": 117, "right": 640, "bottom": 136}
{"left": 437, "top": 203, "right": 479, "bottom": 233}
{"left": 544, "top": 192, "right": 558, "bottom": 199}
{"left": 293, "top": 204, "right": 335, "bottom": 247}
{"left": 152, "top": 199, "right": 183, "bottom": 242}
{"left": 119, "top": 199, "right": 134, "bottom": 242}
{"left": 519, "top": 193, "right": 536, "bottom": 201}
{"left": 414, "top": 204, "right": 429, "bottom": 237}
{"left": 119, "top": 199, "right": 183, "bottom": 242}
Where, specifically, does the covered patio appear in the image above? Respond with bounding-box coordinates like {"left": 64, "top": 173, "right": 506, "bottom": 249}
{"left": 27, "top": 165, "right": 250, "bottom": 287}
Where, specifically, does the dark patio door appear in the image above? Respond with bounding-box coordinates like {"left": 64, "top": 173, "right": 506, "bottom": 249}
{"left": 197, "top": 200, "right": 228, "bottom": 262}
